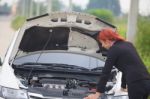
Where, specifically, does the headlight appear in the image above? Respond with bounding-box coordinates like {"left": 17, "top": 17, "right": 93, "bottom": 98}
{"left": 0, "top": 86, "right": 28, "bottom": 99}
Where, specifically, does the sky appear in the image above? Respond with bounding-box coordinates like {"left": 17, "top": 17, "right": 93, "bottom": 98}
{"left": 0, "top": 0, "right": 150, "bottom": 16}
{"left": 119, "top": 0, "right": 150, "bottom": 16}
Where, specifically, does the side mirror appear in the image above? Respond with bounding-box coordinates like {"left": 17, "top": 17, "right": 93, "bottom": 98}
{"left": 0, "top": 57, "right": 2, "bottom": 66}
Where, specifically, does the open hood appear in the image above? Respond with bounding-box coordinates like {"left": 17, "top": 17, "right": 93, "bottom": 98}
{"left": 9, "top": 12, "right": 116, "bottom": 62}
{"left": 19, "top": 26, "right": 99, "bottom": 52}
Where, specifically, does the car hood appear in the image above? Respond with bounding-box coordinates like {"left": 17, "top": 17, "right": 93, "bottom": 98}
{"left": 9, "top": 12, "right": 116, "bottom": 63}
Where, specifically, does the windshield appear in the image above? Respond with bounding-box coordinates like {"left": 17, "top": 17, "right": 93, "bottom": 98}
{"left": 13, "top": 52, "right": 105, "bottom": 69}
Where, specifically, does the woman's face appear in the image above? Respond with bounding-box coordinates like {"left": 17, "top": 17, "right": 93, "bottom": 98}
{"left": 100, "top": 40, "right": 112, "bottom": 50}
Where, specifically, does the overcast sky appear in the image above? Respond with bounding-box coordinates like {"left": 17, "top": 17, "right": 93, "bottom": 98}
{"left": 0, "top": 0, "right": 150, "bottom": 16}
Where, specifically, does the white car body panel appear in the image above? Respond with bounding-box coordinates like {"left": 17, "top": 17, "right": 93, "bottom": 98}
{"left": 0, "top": 30, "right": 19, "bottom": 89}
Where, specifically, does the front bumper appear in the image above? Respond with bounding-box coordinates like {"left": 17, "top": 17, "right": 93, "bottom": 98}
{"left": 28, "top": 93, "right": 128, "bottom": 99}
{"left": 0, "top": 93, "right": 128, "bottom": 99}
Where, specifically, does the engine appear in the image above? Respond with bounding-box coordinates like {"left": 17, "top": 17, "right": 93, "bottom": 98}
{"left": 17, "top": 74, "right": 116, "bottom": 99}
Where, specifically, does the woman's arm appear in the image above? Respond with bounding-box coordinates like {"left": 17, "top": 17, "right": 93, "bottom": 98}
{"left": 121, "top": 73, "right": 126, "bottom": 89}
{"left": 121, "top": 73, "right": 127, "bottom": 92}
{"left": 84, "top": 46, "right": 120, "bottom": 99}
{"left": 96, "top": 46, "right": 119, "bottom": 93}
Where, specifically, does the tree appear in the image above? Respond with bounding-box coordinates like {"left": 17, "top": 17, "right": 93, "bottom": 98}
{"left": 86, "top": 0, "right": 121, "bottom": 16}
{"left": 17, "top": 0, "right": 30, "bottom": 17}
{"left": 51, "top": 0, "right": 63, "bottom": 11}
{"left": 72, "top": 5, "right": 83, "bottom": 12}
{"left": 88, "top": 9, "right": 114, "bottom": 23}
{"left": 17, "top": 0, "right": 63, "bottom": 17}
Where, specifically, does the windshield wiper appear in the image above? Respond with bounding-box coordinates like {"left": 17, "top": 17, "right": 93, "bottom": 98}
{"left": 91, "top": 66, "right": 116, "bottom": 72}
{"left": 15, "top": 62, "right": 89, "bottom": 71}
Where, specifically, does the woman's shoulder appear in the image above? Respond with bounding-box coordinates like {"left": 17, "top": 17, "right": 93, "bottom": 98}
{"left": 113, "top": 41, "right": 137, "bottom": 54}
{"left": 114, "top": 40, "right": 133, "bottom": 47}
{"left": 110, "top": 41, "right": 131, "bottom": 52}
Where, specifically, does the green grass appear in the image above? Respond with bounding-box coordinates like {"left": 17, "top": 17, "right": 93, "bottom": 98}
{"left": 136, "top": 16, "right": 150, "bottom": 72}
{"left": 11, "top": 16, "right": 26, "bottom": 30}
{"left": 114, "top": 17, "right": 127, "bottom": 38}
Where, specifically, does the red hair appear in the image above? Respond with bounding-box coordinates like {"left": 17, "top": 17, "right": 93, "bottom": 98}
{"left": 98, "top": 28, "right": 125, "bottom": 41}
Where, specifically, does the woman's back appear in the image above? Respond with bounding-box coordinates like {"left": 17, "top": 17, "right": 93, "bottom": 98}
{"left": 111, "top": 41, "right": 150, "bottom": 84}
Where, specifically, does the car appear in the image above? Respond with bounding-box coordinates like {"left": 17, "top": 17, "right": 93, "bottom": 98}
{"left": 0, "top": 12, "right": 128, "bottom": 99}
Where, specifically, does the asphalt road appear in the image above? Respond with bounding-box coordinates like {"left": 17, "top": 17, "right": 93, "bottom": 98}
{"left": 0, "top": 15, "right": 15, "bottom": 60}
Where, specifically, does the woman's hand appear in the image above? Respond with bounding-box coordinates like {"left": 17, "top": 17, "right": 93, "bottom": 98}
{"left": 84, "top": 92, "right": 101, "bottom": 99}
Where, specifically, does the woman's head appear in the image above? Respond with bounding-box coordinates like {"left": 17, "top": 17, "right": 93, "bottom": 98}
{"left": 97, "top": 28, "right": 125, "bottom": 49}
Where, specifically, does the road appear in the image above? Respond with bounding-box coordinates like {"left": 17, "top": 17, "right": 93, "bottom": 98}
{"left": 0, "top": 15, "right": 15, "bottom": 60}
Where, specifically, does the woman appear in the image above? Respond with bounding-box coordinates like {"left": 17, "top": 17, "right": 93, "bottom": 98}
{"left": 84, "top": 28, "right": 150, "bottom": 99}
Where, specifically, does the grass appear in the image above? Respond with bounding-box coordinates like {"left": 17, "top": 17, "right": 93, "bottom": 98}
{"left": 136, "top": 16, "right": 150, "bottom": 72}
{"left": 114, "top": 17, "right": 127, "bottom": 38}
{"left": 11, "top": 16, "right": 26, "bottom": 30}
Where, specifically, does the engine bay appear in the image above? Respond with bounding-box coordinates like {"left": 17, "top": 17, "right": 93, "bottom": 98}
{"left": 14, "top": 68, "right": 117, "bottom": 98}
